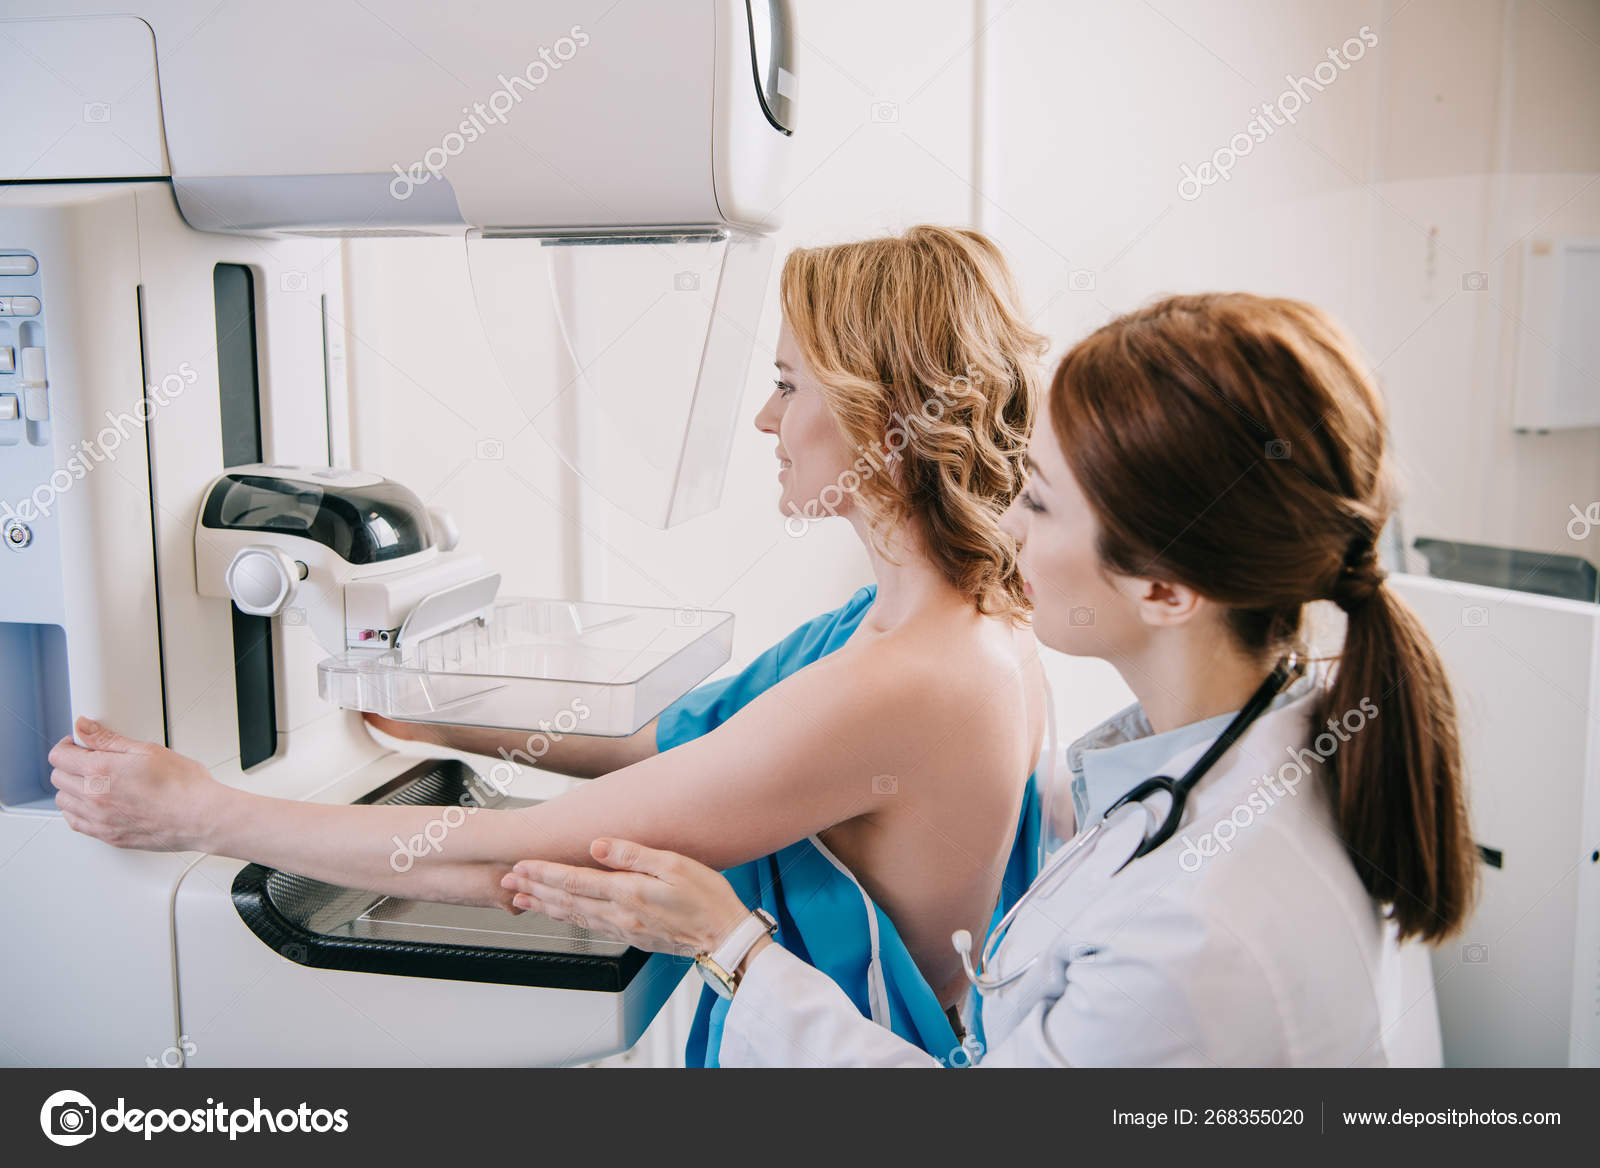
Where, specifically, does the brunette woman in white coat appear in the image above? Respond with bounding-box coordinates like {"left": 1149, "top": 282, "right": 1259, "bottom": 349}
{"left": 500, "top": 292, "right": 1478, "bottom": 1067}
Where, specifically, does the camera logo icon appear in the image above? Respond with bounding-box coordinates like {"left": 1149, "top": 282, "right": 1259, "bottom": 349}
{"left": 40, "top": 1089, "right": 97, "bottom": 1146}
{"left": 673, "top": 607, "right": 702, "bottom": 628}
{"left": 1461, "top": 942, "right": 1489, "bottom": 964}
{"left": 82, "top": 102, "right": 111, "bottom": 124}
{"left": 1068, "top": 269, "right": 1096, "bottom": 291}
{"left": 280, "top": 270, "right": 309, "bottom": 293}
{"left": 1461, "top": 605, "right": 1489, "bottom": 627}
{"left": 283, "top": 606, "right": 307, "bottom": 627}
{"left": 869, "top": 100, "right": 900, "bottom": 124}
{"left": 673, "top": 271, "right": 700, "bottom": 292}
{"left": 1069, "top": 606, "right": 1095, "bottom": 627}
{"left": 871, "top": 774, "right": 899, "bottom": 795}
{"left": 475, "top": 438, "right": 505, "bottom": 460}
{"left": 1461, "top": 271, "right": 1488, "bottom": 292}
{"left": 1265, "top": 439, "right": 1291, "bottom": 459}
{"left": 84, "top": 775, "right": 111, "bottom": 795}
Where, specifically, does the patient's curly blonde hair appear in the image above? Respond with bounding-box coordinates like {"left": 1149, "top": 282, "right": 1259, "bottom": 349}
{"left": 780, "top": 225, "right": 1046, "bottom": 621}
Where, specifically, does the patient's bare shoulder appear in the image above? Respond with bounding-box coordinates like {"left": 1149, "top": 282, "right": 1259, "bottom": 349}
{"left": 783, "top": 621, "right": 1032, "bottom": 772}
{"left": 798, "top": 632, "right": 979, "bottom": 716}
{"left": 733, "top": 637, "right": 955, "bottom": 747}
{"left": 680, "top": 611, "right": 1034, "bottom": 822}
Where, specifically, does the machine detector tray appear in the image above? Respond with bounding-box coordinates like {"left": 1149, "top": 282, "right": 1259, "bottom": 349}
{"left": 317, "top": 597, "right": 733, "bottom": 736}
{"left": 232, "top": 760, "right": 661, "bottom": 992}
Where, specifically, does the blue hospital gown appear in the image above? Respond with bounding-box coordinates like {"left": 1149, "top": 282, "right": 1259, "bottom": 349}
{"left": 656, "top": 585, "right": 1042, "bottom": 1067}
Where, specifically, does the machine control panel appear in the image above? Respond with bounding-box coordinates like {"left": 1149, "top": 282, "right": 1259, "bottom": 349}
{"left": 0, "top": 251, "right": 45, "bottom": 448}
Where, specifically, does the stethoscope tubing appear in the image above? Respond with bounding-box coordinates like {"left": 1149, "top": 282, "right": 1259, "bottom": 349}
{"left": 955, "top": 657, "right": 1303, "bottom": 995}
{"left": 956, "top": 814, "right": 1110, "bottom": 991}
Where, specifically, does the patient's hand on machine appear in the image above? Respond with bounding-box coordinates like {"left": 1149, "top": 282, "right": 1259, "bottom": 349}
{"left": 48, "top": 715, "right": 524, "bottom": 911}
{"left": 49, "top": 718, "right": 231, "bottom": 854}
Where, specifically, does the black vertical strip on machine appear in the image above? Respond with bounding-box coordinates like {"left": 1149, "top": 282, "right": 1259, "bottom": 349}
{"left": 320, "top": 292, "right": 336, "bottom": 466}
{"left": 213, "top": 264, "right": 277, "bottom": 770}
{"left": 134, "top": 286, "right": 172, "bottom": 747}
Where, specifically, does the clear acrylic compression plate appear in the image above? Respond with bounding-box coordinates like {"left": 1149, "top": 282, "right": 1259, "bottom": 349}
{"left": 317, "top": 597, "right": 734, "bottom": 736}
{"left": 466, "top": 228, "right": 774, "bottom": 528}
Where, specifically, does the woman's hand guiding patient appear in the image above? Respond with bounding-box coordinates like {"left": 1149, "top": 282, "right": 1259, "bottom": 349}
{"left": 501, "top": 838, "right": 753, "bottom": 959}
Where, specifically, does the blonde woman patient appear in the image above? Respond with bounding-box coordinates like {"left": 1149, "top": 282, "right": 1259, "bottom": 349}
{"left": 50, "top": 226, "right": 1052, "bottom": 1067}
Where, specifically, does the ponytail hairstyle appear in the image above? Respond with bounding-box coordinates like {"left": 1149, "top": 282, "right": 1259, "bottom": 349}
{"left": 1049, "top": 293, "right": 1476, "bottom": 942}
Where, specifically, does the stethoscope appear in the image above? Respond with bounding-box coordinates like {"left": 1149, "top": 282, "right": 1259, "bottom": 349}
{"left": 954, "top": 655, "right": 1305, "bottom": 993}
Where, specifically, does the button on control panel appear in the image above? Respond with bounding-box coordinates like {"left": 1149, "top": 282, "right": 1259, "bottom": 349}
{"left": 0, "top": 296, "right": 40, "bottom": 316}
{"left": 17, "top": 348, "right": 46, "bottom": 421}
{"left": 18, "top": 347, "right": 44, "bottom": 383}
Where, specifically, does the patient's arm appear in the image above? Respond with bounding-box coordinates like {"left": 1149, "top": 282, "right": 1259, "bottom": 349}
{"left": 53, "top": 648, "right": 928, "bottom": 910}
{"left": 215, "top": 651, "right": 927, "bottom": 902}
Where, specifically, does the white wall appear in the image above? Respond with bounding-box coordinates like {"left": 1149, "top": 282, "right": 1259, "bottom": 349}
{"left": 980, "top": 0, "right": 1600, "bottom": 736}
{"left": 1372, "top": 0, "right": 1600, "bottom": 561}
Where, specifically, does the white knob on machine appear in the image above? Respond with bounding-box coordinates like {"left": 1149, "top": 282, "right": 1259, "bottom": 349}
{"left": 428, "top": 508, "right": 461, "bottom": 552}
{"left": 225, "top": 546, "right": 301, "bottom": 617}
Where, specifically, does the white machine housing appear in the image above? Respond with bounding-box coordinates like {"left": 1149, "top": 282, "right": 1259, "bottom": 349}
{"left": 3, "top": 1, "right": 794, "bottom": 236}
{"left": 1391, "top": 574, "right": 1600, "bottom": 1066}
{"left": 194, "top": 464, "right": 500, "bottom": 653}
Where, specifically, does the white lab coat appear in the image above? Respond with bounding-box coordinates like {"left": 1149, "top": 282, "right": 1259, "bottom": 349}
{"left": 719, "top": 686, "right": 1443, "bottom": 1067}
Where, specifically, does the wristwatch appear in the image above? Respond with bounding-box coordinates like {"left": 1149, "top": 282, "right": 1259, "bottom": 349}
{"left": 694, "top": 908, "right": 778, "bottom": 1000}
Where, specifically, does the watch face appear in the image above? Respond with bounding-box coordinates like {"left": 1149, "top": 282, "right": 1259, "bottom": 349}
{"left": 696, "top": 955, "right": 736, "bottom": 1000}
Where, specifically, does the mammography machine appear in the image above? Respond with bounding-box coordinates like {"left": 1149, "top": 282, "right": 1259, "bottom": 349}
{"left": 1, "top": 0, "right": 795, "bottom": 1066}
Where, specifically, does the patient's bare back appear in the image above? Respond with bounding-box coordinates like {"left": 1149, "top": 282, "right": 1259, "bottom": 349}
{"left": 805, "top": 609, "right": 1045, "bottom": 1006}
